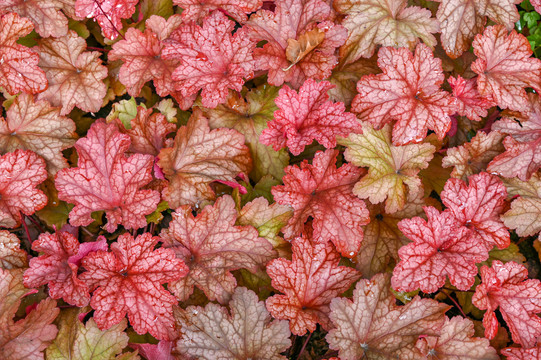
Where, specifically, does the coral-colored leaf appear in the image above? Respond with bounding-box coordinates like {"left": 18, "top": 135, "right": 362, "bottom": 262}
{"left": 162, "top": 11, "right": 255, "bottom": 108}
{"left": 410, "top": 316, "right": 499, "bottom": 360}
{"left": 0, "top": 268, "right": 59, "bottom": 360}
{"left": 326, "top": 273, "right": 449, "bottom": 360}
{"left": 79, "top": 233, "right": 188, "bottom": 340}
{"left": 36, "top": 31, "right": 108, "bottom": 115}
{"left": 442, "top": 130, "right": 505, "bottom": 181}
{"left": 488, "top": 93, "right": 541, "bottom": 181}
{"left": 473, "top": 260, "right": 541, "bottom": 347}
{"left": 260, "top": 79, "right": 361, "bottom": 156}
{"left": 434, "top": 0, "right": 521, "bottom": 58}
{"left": 334, "top": 0, "right": 439, "bottom": 65}
{"left": 502, "top": 347, "right": 541, "bottom": 360}
{"left": 0, "top": 12, "right": 47, "bottom": 95}
{"left": 245, "top": 0, "right": 346, "bottom": 87}
{"left": 75, "top": 0, "right": 138, "bottom": 39}
{"left": 0, "top": 231, "right": 27, "bottom": 269}
{"left": 471, "top": 25, "right": 541, "bottom": 111}
{"left": 175, "top": 287, "right": 291, "bottom": 359}
{"left": 0, "top": 0, "right": 69, "bottom": 37}
{"left": 266, "top": 230, "right": 360, "bottom": 335}
{"left": 158, "top": 111, "right": 251, "bottom": 208}
{"left": 0, "top": 149, "right": 47, "bottom": 228}
{"left": 354, "top": 191, "right": 426, "bottom": 277}
{"left": 440, "top": 172, "right": 510, "bottom": 250}
{"left": 116, "top": 106, "right": 176, "bottom": 156}
{"left": 201, "top": 85, "right": 289, "bottom": 182}
{"left": 339, "top": 123, "right": 435, "bottom": 214}
{"left": 174, "top": 0, "right": 262, "bottom": 22}
{"left": 392, "top": 206, "right": 488, "bottom": 293}
{"left": 272, "top": 149, "right": 369, "bottom": 257}
{"left": 352, "top": 44, "right": 455, "bottom": 145}
{"left": 23, "top": 231, "right": 92, "bottom": 307}
{"left": 109, "top": 15, "right": 183, "bottom": 99}
{"left": 55, "top": 122, "right": 160, "bottom": 232}
{"left": 448, "top": 75, "right": 495, "bottom": 121}
{"left": 129, "top": 341, "right": 175, "bottom": 360}
{"left": 159, "top": 195, "right": 276, "bottom": 304}
{"left": 0, "top": 93, "right": 77, "bottom": 175}
{"left": 501, "top": 173, "right": 541, "bottom": 240}
{"left": 46, "top": 308, "right": 132, "bottom": 360}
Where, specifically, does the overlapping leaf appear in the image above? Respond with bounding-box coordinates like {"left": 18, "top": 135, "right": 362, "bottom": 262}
{"left": 0, "top": 149, "right": 47, "bottom": 228}
{"left": 272, "top": 149, "right": 369, "bottom": 257}
{"left": 160, "top": 195, "right": 276, "bottom": 304}
{"left": 266, "top": 229, "right": 360, "bottom": 335}
{"left": 158, "top": 111, "right": 251, "bottom": 208}
{"left": 174, "top": 287, "right": 291, "bottom": 360}
{"left": 260, "top": 79, "right": 361, "bottom": 156}
{"left": 109, "top": 15, "right": 183, "bottom": 99}
{"left": 245, "top": 0, "right": 346, "bottom": 87}
{"left": 501, "top": 173, "right": 541, "bottom": 240}
{"left": 435, "top": 0, "right": 521, "bottom": 58}
{"left": 488, "top": 93, "right": 541, "bottom": 181}
{"left": 352, "top": 44, "right": 455, "bottom": 145}
{"left": 80, "top": 233, "right": 188, "bottom": 340}
{"left": 339, "top": 123, "right": 435, "bottom": 214}
{"left": 440, "top": 172, "right": 510, "bottom": 250}
{"left": 0, "top": 0, "right": 69, "bottom": 37}
{"left": 0, "top": 231, "right": 26, "bottom": 269}
{"left": 326, "top": 273, "right": 449, "bottom": 360}
{"left": 75, "top": 0, "right": 138, "bottom": 39}
{"left": 473, "top": 260, "right": 541, "bottom": 347}
{"left": 55, "top": 122, "right": 160, "bottom": 232}
{"left": 471, "top": 25, "right": 541, "bottom": 111}
{"left": 334, "top": 0, "right": 439, "bottom": 65}
{"left": 392, "top": 207, "right": 488, "bottom": 293}
{"left": 36, "top": 31, "right": 108, "bottom": 115}
{"left": 0, "top": 94, "right": 76, "bottom": 175}
{"left": 174, "top": 0, "right": 262, "bottom": 22}
{"left": 448, "top": 75, "right": 494, "bottom": 121}
{"left": 200, "top": 85, "right": 289, "bottom": 181}
{"left": 162, "top": 11, "right": 256, "bottom": 108}
{"left": 0, "top": 12, "right": 47, "bottom": 95}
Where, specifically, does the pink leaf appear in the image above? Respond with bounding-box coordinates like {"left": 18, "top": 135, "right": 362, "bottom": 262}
{"left": 75, "top": 0, "right": 138, "bottom": 39}
{"left": 448, "top": 75, "right": 495, "bottom": 121}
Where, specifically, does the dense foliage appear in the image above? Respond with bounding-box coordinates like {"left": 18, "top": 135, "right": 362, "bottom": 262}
{"left": 1, "top": 0, "right": 541, "bottom": 359}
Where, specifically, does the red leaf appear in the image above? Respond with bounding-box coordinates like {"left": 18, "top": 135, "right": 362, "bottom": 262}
{"left": 23, "top": 231, "right": 90, "bottom": 307}
{"left": 440, "top": 172, "right": 510, "bottom": 250}
{"left": 272, "top": 149, "right": 369, "bottom": 257}
{"left": 473, "top": 260, "right": 541, "bottom": 348}
{"left": 80, "top": 233, "right": 188, "bottom": 340}
{"left": 260, "top": 79, "right": 361, "bottom": 156}
{"left": 326, "top": 273, "right": 449, "bottom": 359}
{"left": 0, "top": 93, "right": 77, "bottom": 175}
{"left": 0, "top": 149, "right": 47, "bottom": 228}
{"left": 502, "top": 347, "right": 541, "bottom": 360}
{"left": 0, "top": 12, "right": 47, "bottom": 95}
{"left": 75, "top": 0, "right": 138, "bottom": 39}
{"left": 448, "top": 75, "right": 495, "bottom": 121}
{"left": 36, "top": 31, "right": 108, "bottom": 115}
{"left": 392, "top": 206, "right": 488, "bottom": 293}
{"left": 115, "top": 106, "right": 176, "bottom": 156}
{"left": 266, "top": 229, "right": 360, "bottom": 335}
{"left": 55, "top": 122, "right": 160, "bottom": 233}
{"left": 159, "top": 195, "right": 276, "bottom": 304}
{"left": 109, "top": 15, "right": 184, "bottom": 99}
{"left": 173, "top": 0, "right": 263, "bottom": 23}
{"left": 162, "top": 11, "right": 256, "bottom": 108}
{"left": 488, "top": 93, "right": 541, "bottom": 181}
{"left": 0, "top": 0, "right": 69, "bottom": 37}
{"left": 245, "top": 0, "right": 346, "bottom": 87}
{"left": 352, "top": 44, "right": 455, "bottom": 145}
{"left": 157, "top": 110, "right": 251, "bottom": 208}
{"left": 471, "top": 25, "right": 541, "bottom": 111}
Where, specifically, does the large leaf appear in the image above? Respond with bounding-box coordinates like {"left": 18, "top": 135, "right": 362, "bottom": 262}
{"left": 56, "top": 122, "right": 160, "bottom": 232}
{"left": 75, "top": 0, "right": 138, "bottom": 39}
{"left": 173, "top": 0, "right": 262, "bottom": 22}
{"left": 0, "top": 0, "right": 69, "bottom": 37}
{"left": 501, "top": 173, "right": 541, "bottom": 240}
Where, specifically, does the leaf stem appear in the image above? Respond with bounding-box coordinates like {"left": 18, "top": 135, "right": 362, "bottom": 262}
{"left": 20, "top": 212, "right": 33, "bottom": 243}
{"left": 440, "top": 289, "right": 467, "bottom": 318}
{"left": 297, "top": 332, "right": 313, "bottom": 358}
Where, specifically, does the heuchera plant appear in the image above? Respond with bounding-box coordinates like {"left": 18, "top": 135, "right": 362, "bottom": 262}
{"left": 3, "top": 0, "right": 541, "bottom": 358}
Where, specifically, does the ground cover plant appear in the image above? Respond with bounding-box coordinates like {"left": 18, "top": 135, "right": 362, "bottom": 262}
{"left": 2, "top": 0, "right": 541, "bottom": 358}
